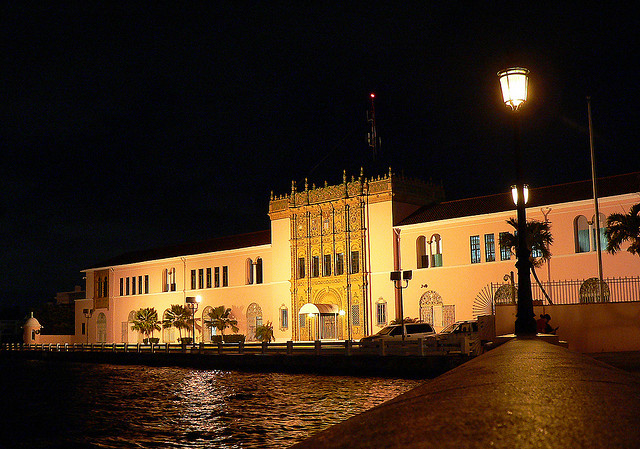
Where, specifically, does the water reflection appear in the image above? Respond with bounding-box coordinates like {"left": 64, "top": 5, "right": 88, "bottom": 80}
{"left": 1, "top": 360, "right": 420, "bottom": 448}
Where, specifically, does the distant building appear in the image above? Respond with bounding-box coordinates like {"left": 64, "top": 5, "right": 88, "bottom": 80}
{"left": 54, "top": 286, "right": 85, "bottom": 305}
{"left": 67, "top": 171, "right": 640, "bottom": 344}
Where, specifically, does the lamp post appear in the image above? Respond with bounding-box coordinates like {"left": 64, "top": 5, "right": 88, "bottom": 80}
{"left": 185, "top": 295, "right": 202, "bottom": 345}
{"left": 390, "top": 270, "right": 412, "bottom": 340}
{"left": 83, "top": 308, "right": 93, "bottom": 344}
{"left": 498, "top": 67, "right": 536, "bottom": 335}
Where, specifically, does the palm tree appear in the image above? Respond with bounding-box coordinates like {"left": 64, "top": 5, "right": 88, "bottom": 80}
{"left": 605, "top": 203, "right": 640, "bottom": 257}
{"left": 255, "top": 321, "right": 274, "bottom": 342}
{"left": 162, "top": 304, "right": 192, "bottom": 341}
{"left": 499, "top": 218, "right": 554, "bottom": 304}
{"left": 204, "top": 305, "right": 239, "bottom": 336}
{"left": 130, "top": 307, "right": 161, "bottom": 342}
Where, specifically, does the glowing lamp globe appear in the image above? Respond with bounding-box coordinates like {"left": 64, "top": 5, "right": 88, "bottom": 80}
{"left": 498, "top": 67, "right": 529, "bottom": 110}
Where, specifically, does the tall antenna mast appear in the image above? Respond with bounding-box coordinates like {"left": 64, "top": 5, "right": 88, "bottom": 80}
{"left": 367, "top": 93, "right": 381, "bottom": 161}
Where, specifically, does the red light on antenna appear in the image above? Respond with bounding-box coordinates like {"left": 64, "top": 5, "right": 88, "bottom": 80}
{"left": 370, "top": 93, "right": 375, "bottom": 98}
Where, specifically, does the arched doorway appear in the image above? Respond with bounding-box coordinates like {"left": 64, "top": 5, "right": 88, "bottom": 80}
{"left": 246, "top": 303, "right": 263, "bottom": 341}
{"left": 96, "top": 312, "right": 107, "bottom": 343}
{"left": 419, "top": 291, "right": 455, "bottom": 329}
{"left": 201, "top": 306, "right": 213, "bottom": 342}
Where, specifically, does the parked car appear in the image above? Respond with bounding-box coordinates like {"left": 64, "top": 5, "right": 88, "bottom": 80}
{"left": 435, "top": 320, "right": 481, "bottom": 355}
{"left": 360, "top": 322, "right": 436, "bottom": 346}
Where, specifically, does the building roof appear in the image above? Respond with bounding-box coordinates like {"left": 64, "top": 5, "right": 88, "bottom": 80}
{"left": 87, "top": 229, "right": 271, "bottom": 269}
{"left": 400, "top": 172, "right": 640, "bottom": 226}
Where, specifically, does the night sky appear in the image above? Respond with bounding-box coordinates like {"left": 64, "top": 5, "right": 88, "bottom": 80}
{"left": 2, "top": 3, "right": 639, "bottom": 309}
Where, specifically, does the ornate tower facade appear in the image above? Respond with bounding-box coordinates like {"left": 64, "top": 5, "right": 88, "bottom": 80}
{"left": 269, "top": 169, "right": 443, "bottom": 341}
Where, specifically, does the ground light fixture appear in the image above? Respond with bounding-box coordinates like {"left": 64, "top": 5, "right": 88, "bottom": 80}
{"left": 498, "top": 66, "right": 536, "bottom": 335}
{"left": 185, "top": 295, "right": 202, "bottom": 345}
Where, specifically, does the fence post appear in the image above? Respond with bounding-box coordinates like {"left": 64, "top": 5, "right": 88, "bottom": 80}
{"left": 239, "top": 340, "right": 244, "bottom": 355}
{"left": 315, "top": 340, "right": 321, "bottom": 355}
{"left": 345, "top": 340, "right": 352, "bottom": 356}
{"left": 262, "top": 341, "right": 268, "bottom": 354}
{"left": 217, "top": 342, "right": 223, "bottom": 355}
{"left": 287, "top": 340, "right": 293, "bottom": 355}
{"left": 136, "top": 343, "right": 141, "bottom": 353}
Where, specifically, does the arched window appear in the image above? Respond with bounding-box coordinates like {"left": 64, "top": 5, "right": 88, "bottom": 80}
{"left": 96, "top": 312, "right": 107, "bottom": 343}
{"left": 574, "top": 215, "right": 590, "bottom": 253}
{"left": 375, "top": 298, "right": 387, "bottom": 326}
{"left": 416, "top": 236, "right": 428, "bottom": 268}
{"left": 430, "top": 234, "right": 443, "bottom": 267}
{"left": 279, "top": 304, "right": 289, "bottom": 330}
{"left": 246, "top": 258, "right": 254, "bottom": 285}
{"left": 246, "top": 303, "right": 263, "bottom": 341}
{"left": 162, "top": 309, "right": 175, "bottom": 343}
{"left": 201, "top": 306, "right": 213, "bottom": 342}
{"left": 256, "top": 258, "right": 263, "bottom": 284}
{"left": 592, "top": 213, "right": 607, "bottom": 251}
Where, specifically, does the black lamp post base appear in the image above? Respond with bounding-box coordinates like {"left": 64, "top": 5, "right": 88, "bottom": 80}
{"left": 514, "top": 315, "right": 537, "bottom": 335}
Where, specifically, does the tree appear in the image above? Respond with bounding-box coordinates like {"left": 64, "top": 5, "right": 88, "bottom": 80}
{"left": 130, "top": 307, "right": 161, "bottom": 341}
{"left": 204, "top": 306, "right": 239, "bottom": 336}
{"left": 605, "top": 203, "right": 640, "bottom": 257}
{"left": 162, "top": 304, "right": 192, "bottom": 341}
{"left": 255, "top": 321, "right": 274, "bottom": 342}
{"left": 499, "top": 218, "right": 554, "bottom": 303}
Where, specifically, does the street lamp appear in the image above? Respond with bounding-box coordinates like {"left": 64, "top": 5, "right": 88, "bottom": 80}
{"left": 185, "top": 295, "right": 202, "bottom": 345}
{"left": 498, "top": 67, "right": 536, "bottom": 335}
{"left": 83, "top": 308, "right": 93, "bottom": 344}
{"left": 390, "top": 270, "right": 412, "bottom": 340}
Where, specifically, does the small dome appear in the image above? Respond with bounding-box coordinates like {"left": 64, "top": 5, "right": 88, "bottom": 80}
{"left": 24, "top": 313, "right": 42, "bottom": 329}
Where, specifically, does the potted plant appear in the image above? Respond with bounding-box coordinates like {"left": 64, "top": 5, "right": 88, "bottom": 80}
{"left": 130, "top": 307, "right": 161, "bottom": 344}
{"left": 162, "top": 304, "right": 192, "bottom": 344}
{"left": 255, "top": 321, "right": 274, "bottom": 342}
{"left": 204, "top": 305, "right": 243, "bottom": 343}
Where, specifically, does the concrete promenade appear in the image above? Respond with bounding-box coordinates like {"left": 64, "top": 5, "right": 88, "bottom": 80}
{"left": 291, "top": 338, "right": 640, "bottom": 448}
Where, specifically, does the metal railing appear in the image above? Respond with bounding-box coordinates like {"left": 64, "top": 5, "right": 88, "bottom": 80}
{"left": 492, "top": 276, "right": 640, "bottom": 306}
{"left": 0, "top": 338, "right": 478, "bottom": 357}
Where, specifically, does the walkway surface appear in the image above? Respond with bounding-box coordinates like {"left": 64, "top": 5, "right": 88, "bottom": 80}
{"left": 291, "top": 338, "right": 640, "bottom": 448}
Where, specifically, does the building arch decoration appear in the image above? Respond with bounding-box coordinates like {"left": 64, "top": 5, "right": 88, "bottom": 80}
{"left": 419, "top": 290, "right": 455, "bottom": 328}
{"left": 246, "top": 302, "right": 263, "bottom": 341}
{"left": 201, "top": 306, "right": 213, "bottom": 342}
{"left": 579, "top": 277, "right": 610, "bottom": 303}
{"left": 494, "top": 284, "right": 517, "bottom": 305}
{"left": 96, "top": 312, "right": 107, "bottom": 343}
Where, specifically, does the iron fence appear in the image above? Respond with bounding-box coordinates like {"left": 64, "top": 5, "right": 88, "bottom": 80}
{"left": 492, "top": 276, "right": 640, "bottom": 306}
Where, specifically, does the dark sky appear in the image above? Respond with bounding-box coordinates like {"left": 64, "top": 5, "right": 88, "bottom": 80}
{"left": 2, "top": 3, "right": 638, "bottom": 308}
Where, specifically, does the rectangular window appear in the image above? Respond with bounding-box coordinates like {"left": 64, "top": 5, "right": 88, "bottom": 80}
{"left": 335, "top": 253, "right": 344, "bottom": 275}
{"left": 280, "top": 308, "right": 288, "bottom": 329}
{"left": 376, "top": 302, "right": 387, "bottom": 326}
{"left": 191, "top": 270, "right": 196, "bottom": 289}
{"left": 499, "top": 232, "right": 511, "bottom": 260}
{"left": 206, "top": 268, "right": 212, "bottom": 288}
{"left": 198, "top": 268, "right": 204, "bottom": 289}
{"left": 350, "top": 251, "right": 360, "bottom": 274}
{"left": 126, "top": 277, "right": 130, "bottom": 295}
{"left": 215, "top": 267, "right": 220, "bottom": 288}
{"left": 351, "top": 305, "right": 361, "bottom": 326}
{"left": 131, "top": 276, "right": 136, "bottom": 295}
{"left": 138, "top": 276, "right": 143, "bottom": 294}
{"left": 298, "top": 257, "right": 306, "bottom": 279}
{"left": 144, "top": 275, "right": 149, "bottom": 294}
{"left": 222, "top": 266, "right": 228, "bottom": 287}
{"left": 485, "top": 234, "right": 495, "bottom": 262}
{"left": 312, "top": 256, "right": 320, "bottom": 277}
{"left": 119, "top": 278, "right": 124, "bottom": 296}
{"left": 531, "top": 246, "right": 543, "bottom": 258}
{"left": 470, "top": 235, "right": 481, "bottom": 264}
{"left": 323, "top": 254, "right": 332, "bottom": 276}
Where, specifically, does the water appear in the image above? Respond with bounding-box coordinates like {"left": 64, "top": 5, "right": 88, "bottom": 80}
{"left": 0, "top": 359, "right": 421, "bottom": 448}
